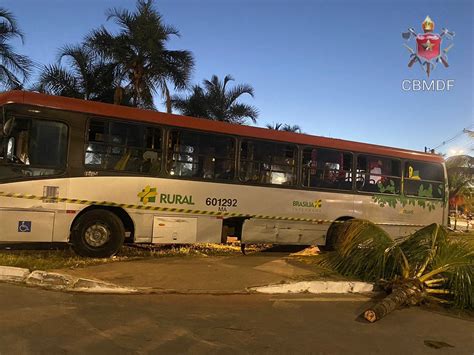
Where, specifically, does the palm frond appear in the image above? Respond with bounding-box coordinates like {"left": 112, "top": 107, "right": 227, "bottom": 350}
{"left": 228, "top": 103, "right": 258, "bottom": 124}
{"left": 397, "top": 223, "right": 448, "bottom": 276}
{"left": 0, "top": 7, "right": 24, "bottom": 43}
{"left": 227, "top": 84, "right": 255, "bottom": 106}
{"left": 171, "top": 85, "right": 208, "bottom": 118}
{"left": 282, "top": 124, "right": 302, "bottom": 133}
{"left": 266, "top": 122, "right": 283, "bottom": 130}
{"left": 0, "top": 63, "right": 21, "bottom": 88}
{"left": 86, "top": 26, "right": 117, "bottom": 59}
{"left": 162, "top": 49, "right": 194, "bottom": 89}
{"left": 222, "top": 74, "right": 234, "bottom": 91}
{"left": 428, "top": 239, "right": 473, "bottom": 309}
{"left": 320, "top": 219, "right": 399, "bottom": 281}
{"left": 36, "top": 64, "right": 81, "bottom": 98}
{"left": 0, "top": 41, "right": 32, "bottom": 87}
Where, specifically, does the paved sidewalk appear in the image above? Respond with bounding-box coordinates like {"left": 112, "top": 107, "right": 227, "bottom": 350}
{"left": 55, "top": 254, "right": 323, "bottom": 293}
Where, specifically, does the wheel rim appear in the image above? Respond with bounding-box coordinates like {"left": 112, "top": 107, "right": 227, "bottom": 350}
{"left": 84, "top": 223, "right": 111, "bottom": 247}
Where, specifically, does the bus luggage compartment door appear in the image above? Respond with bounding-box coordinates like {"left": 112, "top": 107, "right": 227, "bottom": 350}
{"left": 0, "top": 210, "right": 55, "bottom": 242}
{"left": 152, "top": 216, "right": 198, "bottom": 243}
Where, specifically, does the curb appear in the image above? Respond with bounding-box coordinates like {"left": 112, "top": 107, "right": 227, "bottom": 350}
{"left": 0, "top": 266, "right": 30, "bottom": 282}
{"left": 250, "top": 281, "right": 374, "bottom": 294}
{"left": 0, "top": 265, "right": 138, "bottom": 294}
{"left": 1, "top": 266, "right": 374, "bottom": 296}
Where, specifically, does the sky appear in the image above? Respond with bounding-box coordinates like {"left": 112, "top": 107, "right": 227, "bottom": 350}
{"left": 3, "top": 0, "right": 473, "bottom": 156}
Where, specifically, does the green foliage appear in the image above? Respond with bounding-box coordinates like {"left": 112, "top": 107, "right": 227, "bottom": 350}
{"left": 320, "top": 220, "right": 398, "bottom": 281}
{"left": 172, "top": 74, "right": 258, "bottom": 124}
{"left": 431, "top": 239, "right": 473, "bottom": 308}
{"left": 322, "top": 220, "right": 474, "bottom": 309}
{"left": 87, "top": 0, "right": 194, "bottom": 109}
{"left": 35, "top": 45, "right": 127, "bottom": 104}
{"left": 418, "top": 184, "right": 433, "bottom": 198}
{"left": 266, "top": 123, "right": 302, "bottom": 133}
{"left": 377, "top": 179, "right": 396, "bottom": 194}
{"left": 371, "top": 192, "right": 441, "bottom": 211}
{"left": 0, "top": 244, "right": 267, "bottom": 270}
{"left": 0, "top": 7, "right": 32, "bottom": 89}
{"left": 446, "top": 155, "right": 474, "bottom": 208}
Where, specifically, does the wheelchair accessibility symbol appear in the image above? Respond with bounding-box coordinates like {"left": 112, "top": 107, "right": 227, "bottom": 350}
{"left": 18, "top": 221, "right": 32, "bottom": 233}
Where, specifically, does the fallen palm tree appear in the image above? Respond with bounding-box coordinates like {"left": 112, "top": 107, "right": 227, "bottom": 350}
{"left": 321, "top": 220, "right": 473, "bottom": 322}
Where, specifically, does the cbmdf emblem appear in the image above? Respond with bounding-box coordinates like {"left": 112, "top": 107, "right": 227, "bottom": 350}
{"left": 402, "top": 16, "right": 454, "bottom": 77}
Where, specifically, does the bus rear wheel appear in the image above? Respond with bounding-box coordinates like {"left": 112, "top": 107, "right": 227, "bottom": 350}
{"left": 71, "top": 210, "right": 125, "bottom": 258}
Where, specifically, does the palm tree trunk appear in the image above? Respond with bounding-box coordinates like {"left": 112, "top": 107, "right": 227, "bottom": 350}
{"left": 364, "top": 281, "right": 423, "bottom": 323}
{"left": 113, "top": 86, "right": 123, "bottom": 105}
{"left": 163, "top": 83, "right": 172, "bottom": 113}
{"left": 454, "top": 204, "right": 458, "bottom": 230}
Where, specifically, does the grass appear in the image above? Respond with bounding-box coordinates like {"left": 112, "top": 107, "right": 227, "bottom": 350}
{"left": 4, "top": 228, "right": 470, "bottom": 273}
{"left": 0, "top": 243, "right": 266, "bottom": 271}
{"left": 448, "top": 230, "right": 474, "bottom": 248}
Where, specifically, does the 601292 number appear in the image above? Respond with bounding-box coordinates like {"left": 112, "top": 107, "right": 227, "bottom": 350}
{"left": 205, "top": 198, "right": 237, "bottom": 207}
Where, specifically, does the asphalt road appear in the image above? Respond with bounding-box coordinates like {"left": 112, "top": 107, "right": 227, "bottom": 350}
{"left": 0, "top": 284, "right": 472, "bottom": 354}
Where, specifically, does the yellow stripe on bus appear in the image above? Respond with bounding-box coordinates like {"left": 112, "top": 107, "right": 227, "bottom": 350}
{"left": 0, "top": 190, "right": 427, "bottom": 227}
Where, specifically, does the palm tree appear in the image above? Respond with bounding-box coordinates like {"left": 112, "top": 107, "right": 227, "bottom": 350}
{"left": 266, "top": 122, "right": 302, "bottom": 133}
{"left": 170, "top": 84, "right": 208, "bottom": 118}
{"left": 36, "top": 44, "right": 124, "bottom": 104}
{"left": 446, "top": 155, "right": 474, "bottom": 229}
{"left": 87, "top": 0, "right": 194, "bottom": 110}
{"left": 321, "top": 219, "right": 473, "bottom": 322}
{"left": 0, "top": 8, "right": 32, "bottom": 90}
{"left": 172, "top": 74, "right": 258, "bottom": 124}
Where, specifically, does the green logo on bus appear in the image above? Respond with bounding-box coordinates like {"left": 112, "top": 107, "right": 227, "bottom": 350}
{"left": 160, "top": 193, "right": 195, "bottom": 205}
{"left": 138, "top": 186, "right": 195, "bottom": 206}
{"left": 138, "top": 185, "right": 157, "bottom": 205}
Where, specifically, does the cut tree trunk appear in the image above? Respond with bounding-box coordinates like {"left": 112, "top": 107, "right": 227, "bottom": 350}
{"left": 364, "top": 280, "right": 423, "bottom": 323}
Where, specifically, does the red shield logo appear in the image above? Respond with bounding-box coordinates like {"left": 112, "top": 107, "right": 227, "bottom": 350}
{"left": 416, "top": 34, "right": 441, "bottom": 61}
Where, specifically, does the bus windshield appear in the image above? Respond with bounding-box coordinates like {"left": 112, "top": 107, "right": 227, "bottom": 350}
{"left": 0, "top": 115, "right": 68, "bottom": 178}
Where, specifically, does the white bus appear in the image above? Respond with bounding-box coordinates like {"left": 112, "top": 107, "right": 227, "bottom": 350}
{"left": 0, "top": 91, "right": 448, "bottom": 257}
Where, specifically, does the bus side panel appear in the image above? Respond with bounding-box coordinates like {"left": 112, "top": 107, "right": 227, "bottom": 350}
{"left": 0, "top": 210, "right": 54, "bottom": 242}
{"left": 0, "top": 179, "right": 70, "bottom": 243}
{"left": 242, "top": 219, "right": 327, "bottom": 245}
{"left": 354, "top": 194, "right": 444, "bottom": 237}
{"left": 66, "top": 176, "right": 356, "bottom": 245}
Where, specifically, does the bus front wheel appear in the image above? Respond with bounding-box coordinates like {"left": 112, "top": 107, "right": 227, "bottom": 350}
{"left": 71, "top": 210, "right": 125, "bottom": 258}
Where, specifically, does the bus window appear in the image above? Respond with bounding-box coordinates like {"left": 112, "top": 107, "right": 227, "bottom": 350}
{"left": 356, "top": 155, "right": 401, "bottom": 194}
{"left": 167, "top": 130, "right": 235, "bottom": 180}
{"left": 1, "top": 116, "right": 68, "bottom": 177}
{"left": 240, "top": 140, "right": 296, "bottom": 185}
{"left": 302, "top": 148, "right": 353, "bottom": 190}
{"left": 85, "top": 119, "right": 162, "bottom": 174}
{"left": 404, "top": 161, "right": 444, "bottom": 199}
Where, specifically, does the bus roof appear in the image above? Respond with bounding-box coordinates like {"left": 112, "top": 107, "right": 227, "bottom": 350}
{"left": 0, "top": 90, "right": 444, "bottom": 164}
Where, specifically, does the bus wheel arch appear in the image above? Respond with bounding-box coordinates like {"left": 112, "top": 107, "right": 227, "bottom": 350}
{"left": 325, "top": 216, "right": 354, "bottom": 251}
{"left": 221, "top": 217, "right": 248, "bottom": 243}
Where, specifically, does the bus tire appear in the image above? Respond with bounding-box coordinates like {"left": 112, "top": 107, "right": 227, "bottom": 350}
{"left": 71, "top": 210, "right": 125, "bottom": 258}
